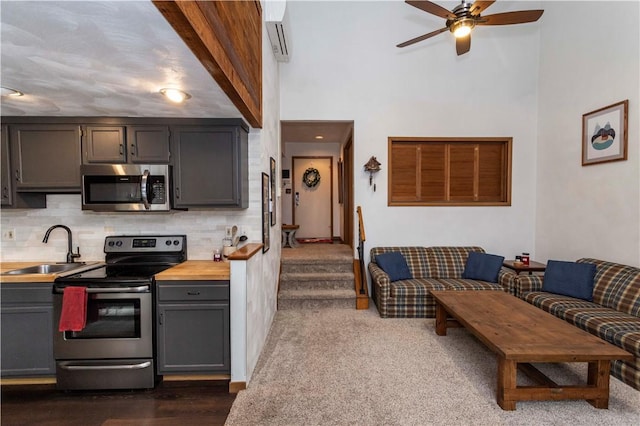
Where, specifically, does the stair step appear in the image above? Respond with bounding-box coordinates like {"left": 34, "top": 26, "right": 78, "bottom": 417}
{"left": 280, "top": 262, "right": 353, "bottom": 274}
{"left": 278, "top": 289, "right": 355, "bottom": 310}
{"left": 279, "top": 279, "right": 354, "bottom": 291}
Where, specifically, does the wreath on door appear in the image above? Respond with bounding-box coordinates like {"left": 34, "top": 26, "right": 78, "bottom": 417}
{"left": 302, "top": 167, "right": 321, "bottom": 188}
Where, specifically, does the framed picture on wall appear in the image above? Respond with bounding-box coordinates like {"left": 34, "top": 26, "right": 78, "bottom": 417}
{"left": 262, "top": 172, "right": 270, "bottom": 253}
{"left": 582, "top": 100, "right": 628, "bottom": 166}
{"left": 270, "top": 157, "right": 276, "bottom": 226}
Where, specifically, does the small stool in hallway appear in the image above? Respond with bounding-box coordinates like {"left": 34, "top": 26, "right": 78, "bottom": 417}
{"left": 282, "top": 224, "right": 300, "bottom": 248}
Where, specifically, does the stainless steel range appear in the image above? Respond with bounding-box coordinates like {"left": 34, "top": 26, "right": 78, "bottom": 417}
{"left": 53, "top": 235, "right": 186, "bottom": 390}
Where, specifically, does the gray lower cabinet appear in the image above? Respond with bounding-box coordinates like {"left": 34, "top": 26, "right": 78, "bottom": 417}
{"left": 83, "top": 125, "right": 170, "bottom": 164}
{"left": 0, "top": 283, "right": 55, "bottom": 377}
{"left": 171, "top": 124, "right": 248, "bottom": 208}
{"left": 10, "top": 124, "right": 82, "bottom": 192}
{"left": 156, "top": 280, "right": 230, "bottom": 374}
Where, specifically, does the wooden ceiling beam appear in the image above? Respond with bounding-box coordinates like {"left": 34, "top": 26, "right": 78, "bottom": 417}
{"left": 154, "top": 0, "right": 262, "bottom": 128}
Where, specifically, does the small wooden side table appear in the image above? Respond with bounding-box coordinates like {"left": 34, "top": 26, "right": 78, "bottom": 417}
{"left": 281, "top": 224, "right": 300, "bottom": 248}
{"left": 502, "top": 260, "right": 546, "bottom": 275}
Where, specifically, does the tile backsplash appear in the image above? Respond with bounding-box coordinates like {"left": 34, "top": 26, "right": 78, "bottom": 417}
{"left": 1, "top": 194, "right": 260, "bottom": 262}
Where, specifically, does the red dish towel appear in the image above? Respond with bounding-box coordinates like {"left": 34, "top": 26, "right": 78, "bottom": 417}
{"left": 58, "top": 287, "right": 87, "bottom": 332}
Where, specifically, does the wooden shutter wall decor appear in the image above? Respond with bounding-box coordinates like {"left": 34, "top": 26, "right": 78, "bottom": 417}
{"left": 388, "top": 137, "right": 512, "bottom": 206}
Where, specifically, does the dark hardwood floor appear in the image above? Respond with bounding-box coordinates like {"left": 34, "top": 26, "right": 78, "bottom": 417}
{"left": 0, "top": 380, "right": 235, "bottom": 426}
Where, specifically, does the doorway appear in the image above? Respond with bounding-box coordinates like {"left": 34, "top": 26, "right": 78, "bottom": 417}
{"left": 280, "top": 120, "right": 354, "bottom": 247}
{"left": 292, "top": 156, "right": 332, "bottom": 239}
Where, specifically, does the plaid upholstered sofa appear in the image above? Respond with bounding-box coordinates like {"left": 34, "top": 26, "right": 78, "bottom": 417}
{"left": 515, "top": 258, "right": 640, "bottom": 391}
{"left": 368, "top": 246, "right": 515, "bottom": 318}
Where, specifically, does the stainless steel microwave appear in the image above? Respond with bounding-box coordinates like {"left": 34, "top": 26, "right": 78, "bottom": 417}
{"left": 81, "top": 164, "right": 171, "bottom": 212}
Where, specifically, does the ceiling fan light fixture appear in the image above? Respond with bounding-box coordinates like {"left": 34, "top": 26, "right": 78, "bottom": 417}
{"left": 451, "top": 20, "right": 474, "bottom": 38}
{"left": 159, "top": 88, "right": 191, "bottom": 103}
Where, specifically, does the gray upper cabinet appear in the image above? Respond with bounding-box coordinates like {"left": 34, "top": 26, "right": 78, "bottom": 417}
{"left": 84, "top": 125, "right": 169, "bottom": 164}
{"left": 10, "top": 124, "right": 82, "bottom": 192}
{"left": 171, "top": 125, "right": 248, "bottom": 208}
{"left": 126, "top": 126, "right": 170, "bottom": 164}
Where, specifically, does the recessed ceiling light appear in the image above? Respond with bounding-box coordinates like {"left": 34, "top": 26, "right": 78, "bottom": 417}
{"left": 159, "top": 88, "right": 191, "bottom": 103}
{"left": 1, "top": 86, "right": 24, "bottom": 97}
{"left": 314, "top": 135, "right": 324, "bottom": 140}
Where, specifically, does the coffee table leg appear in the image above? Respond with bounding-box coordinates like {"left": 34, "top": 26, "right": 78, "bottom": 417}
{"left": 497, "top": 357, "right": 517, "bottom": 411}
{"left": 435, "top": 302, "right": 448, "bottom": 336}
{"left": 587, "top": 360, "right": 610, "bottom": 409}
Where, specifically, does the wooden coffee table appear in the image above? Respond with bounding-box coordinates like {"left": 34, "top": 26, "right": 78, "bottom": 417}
{"left": 431, "top": 291, "right": 634, "bottom": 411}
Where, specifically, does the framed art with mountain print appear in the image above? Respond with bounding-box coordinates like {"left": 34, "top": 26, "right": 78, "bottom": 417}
{"left": 582, "top": 100, "right": 628, "bottom": 166}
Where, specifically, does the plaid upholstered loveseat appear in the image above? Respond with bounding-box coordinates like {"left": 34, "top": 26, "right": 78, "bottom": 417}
{"left": 368, "top": 246, "right": 515, "bottom": 318}
{"left": 515, "top": 258, "right": 640, "bottom": 391}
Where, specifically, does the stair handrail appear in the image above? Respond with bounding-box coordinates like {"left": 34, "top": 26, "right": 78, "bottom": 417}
{"left": 356, "top": 206, "right": 366, "bottom": 295}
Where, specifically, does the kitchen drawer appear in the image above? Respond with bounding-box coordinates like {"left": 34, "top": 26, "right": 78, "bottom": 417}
{"left": 156, "top": 281, "right": 229, "bottom": 302}
{"left": 1, "top": 284, "right": 53, "bottom": 305}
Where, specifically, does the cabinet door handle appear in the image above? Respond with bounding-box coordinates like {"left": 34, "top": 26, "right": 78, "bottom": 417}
{"left": 175, "top": 187, "right": 180, "bottom": 199}
{"left": 130, "top": 144, "right": 136, "bottom": 156}
{"left": 14, "top": 169, "right": 20, "bottom": 182}
{"left": 159, "top": 313, "right": 163, "bottom": 325}
{"left": 187, "top": 291, "right": 201, "bottom": 296}
{"left": 119, "top": 144, "right": 124, "bottom": 155}
{"left": 2, "top": 187, "right": 8, "bottom": 198}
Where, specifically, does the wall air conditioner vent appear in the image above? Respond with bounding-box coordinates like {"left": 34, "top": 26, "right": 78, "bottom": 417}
{"left": 265, "top": 0, "right": 291, "bottom": 62}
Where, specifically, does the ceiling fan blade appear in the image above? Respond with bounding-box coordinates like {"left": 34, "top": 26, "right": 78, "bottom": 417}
{"left": 405, "top": 0, "right": 456, "bottom": 20}
{"left": 478, "top": 10, "right": 544, "bottom": 26}
{"left": 469, "top": 1, "right": 495, "bottom": 16}
{"left": 456, "top": 34, "right": 471, "bottom": 56}
{"left": 397, "top": 27, "right": 449, "bottom": 48}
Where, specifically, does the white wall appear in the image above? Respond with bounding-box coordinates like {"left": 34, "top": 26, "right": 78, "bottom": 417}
{"left": 282, "top": 142, "right": 341, "bottom": 237}
{"left": 280, "top": 1, "right": 541, "bottom": 261}
{"left": 536, "top": 1, "right": 640, "bottom": 267}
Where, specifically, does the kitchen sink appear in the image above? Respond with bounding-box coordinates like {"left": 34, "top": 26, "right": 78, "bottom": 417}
{"left": 2, "top": 262, "right": 87, "bottom": 275}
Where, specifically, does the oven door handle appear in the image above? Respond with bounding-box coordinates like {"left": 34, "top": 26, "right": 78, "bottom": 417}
{"left": 54, "top": 285, "right": 150, "bottom": 294}
{"left": 58, "top": 361, "right": 152, "bottom": 371}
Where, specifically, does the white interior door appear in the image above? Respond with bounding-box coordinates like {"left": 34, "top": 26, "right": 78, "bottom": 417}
{"left": 293, "top": 157, "right": 332, "bottom": 239}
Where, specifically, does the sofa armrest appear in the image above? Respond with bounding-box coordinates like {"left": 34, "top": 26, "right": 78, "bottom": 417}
{"left": 514, "top": 274, "right": 544, "bottom": 298}
{"left": 498, "top": 268, "right": 519, "bottom": 296}
{"left": 368, "top": 262, "right": 391, "bottom": 298}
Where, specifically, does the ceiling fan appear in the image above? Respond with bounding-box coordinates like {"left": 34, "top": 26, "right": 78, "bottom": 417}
{"left": 397, "top": 1, "right": 544, "bottom": 56}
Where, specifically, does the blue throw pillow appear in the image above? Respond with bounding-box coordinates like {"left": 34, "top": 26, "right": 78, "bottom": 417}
{"left": 542, "top": 260, "right": 596, "bottom": 301}
{"left": 461, "top": 251, "right": 505, "bottom": 283}
{"left": 376, "top": 252, "right": 412, "bottom": 282}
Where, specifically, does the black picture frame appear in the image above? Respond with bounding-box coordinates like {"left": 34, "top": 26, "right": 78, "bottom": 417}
{"left": 262, "top": 172, "right": 270, "bottom": 253}
{"left": 270, "top": 157, "right": 276, "bottom": 226}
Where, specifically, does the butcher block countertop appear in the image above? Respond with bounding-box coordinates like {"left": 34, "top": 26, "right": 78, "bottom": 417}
{"left": 1, "top": 244, "right": 263, "bottom": 284}
{"left": 155, "top": 260, "right": 231, "bottom": 281}
{"left": 155, "top": 244, "right": 262, "bottom": 281}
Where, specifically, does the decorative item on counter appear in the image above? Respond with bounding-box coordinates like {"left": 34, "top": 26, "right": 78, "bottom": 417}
{"left": 213, "top": 249, "right": 222, "bottom": 262}
{"left": 521, "top": 253, "right": 530, "bottom": 266}
{"left": 364, "top": 156, "right": 381, "bottom": 191}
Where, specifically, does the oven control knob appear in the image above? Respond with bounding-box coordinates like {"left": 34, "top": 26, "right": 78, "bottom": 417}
{"left": 115, "top": 240, "right": 122, "bottom": 247}
{"left": 165, "top": 240, "right": 172, "bottom": 246}
{"left": 108, "top": 241, "right": 115, "bottom": 247}
{"left": 173, "top": 240, "right": 180, "bottom": 245}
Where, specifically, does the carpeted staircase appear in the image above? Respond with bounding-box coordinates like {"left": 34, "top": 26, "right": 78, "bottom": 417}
{"left": 278, "top": 244, "right": 356, "bottom": 310}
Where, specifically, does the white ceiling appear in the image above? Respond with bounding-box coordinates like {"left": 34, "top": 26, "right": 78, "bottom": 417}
{"left": 0, "top": 1, "right": 241, "bottom": 118}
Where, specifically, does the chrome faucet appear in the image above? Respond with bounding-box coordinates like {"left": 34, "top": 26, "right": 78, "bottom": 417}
{"left": 43, "top": 225, "right": 81, "bottom": 263}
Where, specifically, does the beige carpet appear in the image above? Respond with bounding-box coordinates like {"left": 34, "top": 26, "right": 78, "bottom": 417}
{"left": 225, "top": 305, "right": 639, "bottom": 425}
